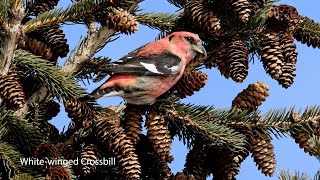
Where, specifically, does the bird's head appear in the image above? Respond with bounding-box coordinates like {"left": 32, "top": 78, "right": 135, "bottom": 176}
{"left": 165, "top": 31, "right": 207, "bottom": 61}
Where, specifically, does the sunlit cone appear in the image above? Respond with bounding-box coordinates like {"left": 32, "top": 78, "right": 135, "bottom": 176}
{"left": 258, "top": 32, "right": 284, "bottom": 80}
{"left": 18, "top": 37, "right": 53, "bottom": 60}
{"left": 28, "top": 0, "right": 59, "bottom": 15}
{"left": 64, "top": 99, "right": 95, "bottom": 128}
{"left": 0, "top": 75, "right": 26, "bottom": 109}
{"left": 183, "top": 146, "right": 206, "bottom": 180}
{"left": 41, "top": 26, "right": 69, "bottom": 59}
{"left": 170, "top": 71, "right": 208, "bottom": 99}
{"left": 277, "top": 5, "right": 300, "bottom": 33}
{"left": 205, "top": 43, "right": 230, "bottom": 79}
{"left": 227, "top": 39, "right": 249, "bottom": 83}
{"left": 232, "top": 81, "right": 269, "bottom": 111}
{"left": 251, "top": 132, "right": 276, "bottom": 176}
{"left": 123, "top": 104, "right": 143, "bottom": 144}
{"left": 35, "top": 144, "right": 59, "bottom": 160}
{"left": 45, "top": 100, "right": 60, "bottom": 119}
{"left": 46, "top": 166, "right": 71, "bottom": 180}
{"left": 146, "top": 110, "right": 173, "bottom": 163}
{"left": 95, "top": 118, "right": 141, "bottom": 179}
{"left": 229, "top": 0, "right": 253, "bottom": 22}
{"left": 80, "top": 144, "right": 102, "bottom": 176}
{"left": 103, "top": 8, "right": 138, "bottom": 34}
{"left": 184, "top": 1, "right": 221, "bottom": 34}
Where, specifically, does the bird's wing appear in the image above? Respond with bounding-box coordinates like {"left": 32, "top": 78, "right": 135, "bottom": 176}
{"left": 93, "top": 46, "right": 182, "bottom": 82}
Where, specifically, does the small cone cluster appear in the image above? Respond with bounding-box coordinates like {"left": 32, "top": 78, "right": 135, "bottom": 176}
{"left": 146, "top": 110, "right": 173, "bottom": 163}
{"left": 232, "top": 82, "right": 269, "bottom": 111}
{"left": 183, "top": 1, "right": 221, "bottom": 34}
{"left": 103, "top": 8, "right": 138, "bottom": 34}
{"left": 0, "top": 73, "right": 26, "bottom": 109}
{"left": 277, "top": 32, "right": 298, "bottom": 88}
{"left": 64, "top": 99, "right": 95, "bottom": 128}
{"left": 183, "top": 146, "right": 207, "bottom": 180}
{"left": 122, "top": 104, "right": 143, "bottom": 144}
{"left": 251, "top": 132, "right": 276, "bottom": 176}
{"left": 34, "top": 144, "right": 59, "bottom": 160}
{"left": 226, "top": 39, "right": 249, "bottom": 83}
{"left": 95, "top": 117, "right": 141, "bottom": 179}
{"left": 18, "top": 37, "right": 53, "bottom": 60}
{"left": 80, "top": 144, "right": 102, "bottom": 176}
{"left": 28, "top": 0, "right": 59, "bottom": 15}
{"left": 258, "top": 32, "right": 284, "bottom": 80}
{"left": 45, "top": 166, "right": 70, "bottom": 180}
{"left": 170, "top": 71, "right": 208, "bottom": 99}
{"left": 205, "top": 43, "right": 230, "bottom": 79}
{"left": 45, "top": 100, "right": 60, "bottom": 120}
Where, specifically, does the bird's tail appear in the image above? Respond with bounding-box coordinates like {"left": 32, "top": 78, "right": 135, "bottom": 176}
{"left": 93, "top": 63, "right": 118, "bottom": 82}
{"left": 88, "top": 86, "right": 124, "bottom": 101}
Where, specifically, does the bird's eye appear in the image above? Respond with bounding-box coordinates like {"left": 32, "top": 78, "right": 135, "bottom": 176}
{"left": 184, "top": 36, "right": 195, "bottom": 44}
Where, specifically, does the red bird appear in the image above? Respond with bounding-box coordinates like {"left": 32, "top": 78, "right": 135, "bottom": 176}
{"left": 90, "top": 31, "right": 207, "bottom": 105}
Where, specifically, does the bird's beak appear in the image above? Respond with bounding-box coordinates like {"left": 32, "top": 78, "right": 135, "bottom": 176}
{"left": 192, "top": 44, "right": 207, "bottom": 59}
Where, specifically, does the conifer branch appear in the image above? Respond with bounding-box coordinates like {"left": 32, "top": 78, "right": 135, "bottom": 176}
{"left": 136, "top": 12, "right": 179, "bottom": 31}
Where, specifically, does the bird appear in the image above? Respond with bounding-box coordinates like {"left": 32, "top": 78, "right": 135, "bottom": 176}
{"left": 89, "top": 31, "right": 207, "bottom": 105}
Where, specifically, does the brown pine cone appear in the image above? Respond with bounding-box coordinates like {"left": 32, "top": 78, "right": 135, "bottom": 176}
{"left": 45, "top": 100, "right": 60, "bottom": 119}
{"left": 122, "top": 104, "right": 143, "bottom": 144}
{"left": 80, "top": 144, "right": 102, "bottom": 176}
{"left": 0, "top": 75, "right": 26, "bottom": 109}
{"left": 291, "top": 130, "right": 318, "bottom": 156}
{"left": 172, "top": 172, "right": 191, "bottom": 180}
{"left": 184, "top": 1, "right": 221, "bottom": 34}
{"left": 146, "top": 110, "right": 173, "bottom": 163}
{"left": 46, "top": 166, "right": 71, "bottom": 180}
{"left": 18, "top": 36, "right": 53, "bottom": 60}
{"left": 102, "top": 8, "right": 138, "bottom": 34}
{"left": 170, "top": 71, "right": 208, "bottom": 99}
{"left": 258, "top": 32, "right": 284, "bottom": 80}
{"left": 41, "top": 26, "right": 69, "bottom": 59}
{"left": 183, "top": 146, "right": 207, "bottom": 180}
{"left": 95, "top": 118, "right": 141, "bottom": 179}
{"left": 251, "top": 132, "right": 276, "bottom": 176}
{"left": 35, "top": 144, "right": 59, "bottom": 160}
{"left": 232, "top": 81, "right": 269, "bottom": 111}
{"left": 28, "top": 0, "right": 59, "bottom": 16}
{"left": 226, "top": 39, "right": 249, "bottom": 82}
{"left": 228, "top": 0, "right": 253, "bottom": 22}
{"left": 64, "top": 99, "right": 95, "bottom": 128}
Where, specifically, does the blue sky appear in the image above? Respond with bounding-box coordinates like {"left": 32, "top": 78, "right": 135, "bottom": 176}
{"left": 51, "top": 0, "right": 320, "bottom": 179}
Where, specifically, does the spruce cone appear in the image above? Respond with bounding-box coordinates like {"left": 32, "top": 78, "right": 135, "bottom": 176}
{"left": 277, "top": 5, "right": 300, "bottom": 33}
{"left": 0, "top": 75, "right": 26, "bottom": 109}
{"left": 184, "top": 1, "right": 221, "bottom": 34}
{"left": 95, "top": 118, "right": 141, "bottom": 179}
{"left": 65, "top": 99, "right": 95, "bottom": 128}
{"left": 251, "top": 132, "right": 276, "bottom": 176}
{"left": 41, "top": 26, "right": 69, "bottom": 59}
{"left": 183, "top": 146, "right": 206, "bottom": 180}
{"left": 170, "top": 71, "right": 208, "bottom": 99}
{"left": 291, "top": 130, "right": 318, "bottom": 156}
{"left": 227, "top": 39, "right": 249, "bottom": 83}
{"left": 172, "top": 172, "right": 190, "bottom": 180}
{"left": 228, "top": 0, "right": 252, "bottom": 22}
{"left": 258, "top": 32, "right": 284, "bottom": 80}
{"left": 46, "top": 166, "right": 71, "bottom": 180}
{"left": 123, "top": 104, "right": 143, "bottom": 144}
{"left": 28, "top": 0, "right": 59, "bottom": 16}
{"left": 45, "top": 100, "right": 60, "bottom": 119}
{"left": 146, "top": 110, "right": 173, "bottom": 163}
{"left": 232, "top": 81, "right": 269, "bottom": 111}
{"left": 34, "top": 144, "right": 59, "bottom": 160}
{"left": 18, "top": 37, "right": 53, "bottom": 60}
{"left": 104, "top": 8, "right": 138, "bottom": 34}
{"left": 293, "top": 16, "right": 320, "bottom": 49}
{"left": 205, "top": 43, "right": 230, "bottom": 79}
{"left": 277, "top": 32, "right": 298, "bottom": 88}
{"left": 80, "top": 144, "right": 102, "bottom": 176}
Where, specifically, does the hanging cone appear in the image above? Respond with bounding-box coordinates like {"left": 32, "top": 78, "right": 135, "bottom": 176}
{"left": 41, "top": 26, "right": 69, "bottom": 59}
{"left": 95, "top": 117, "right": 141, "bottom": 179}
{"left": 80, "top": 144, "right": 102, "bottom": 176}
{"left": 46, "top": 166, "right": 71, "bottom": 180}
{"left": 275, "top": 5, "right": 300, "bottom": 33}
{"left": 122, "top": 104, "right": 143, "bottom": 144}
{"left": 205, "top": 43, "right": 230, "bottom": 79}
{"left": 170, "top": 71, "right": 208, "bottom": 99}
{"left": 172, "top": 172, "right": 189, "bottom": 180}
{"left": 136, "top": 135, "right": 173, "bottom": 179}
{"left": 228, "top": 0, "right": 253, "bottom": 22}
{"left": 45, "top": 100, "right": 60, "bottom": 119}
{"left": 183, "top": 146, "right": 207, "bottom": 180}
{"left": 232, "top": 81, "right": 269, "bottom": 111}
{"left": 34, "top": 144, "right": 59, "bottom": 160}
{"left": 64, "top": 99, "right": 95, "bottom": 128}
{"left": 184, "top": 1, "right": 221, "bottom": 34}
{"left": 277, "top": 32, "right": 297, "bottom": 88}
{"left": 28, "top": 0, "right": 59, "bottom": 16}
{"left": 251, "top": 132, "right": 276, "bottom": 176}
{"left": 0, "top": 74, "right": 26, "bottom": 109}
{"left": 291, "top": 130, "right": 318, "bottom": 156}
{"left": 146, "top": 110, "right": 173, "bottom": 163}
{"left": 102, "top": 8, "right": 138, "bottom": 34}
{"left": 258, "top": 32, "right": 284, "bottom": 80}
{"left": 18, "top": 36, "right": 53, "bottom": 60}
{"left": 226, "top": 39, "right": 249, "bottom": 83}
